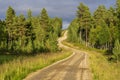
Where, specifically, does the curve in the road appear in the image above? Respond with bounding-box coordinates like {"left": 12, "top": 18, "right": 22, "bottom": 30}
{"left": 24, "top": 31, "right": 92, "bottom": 80}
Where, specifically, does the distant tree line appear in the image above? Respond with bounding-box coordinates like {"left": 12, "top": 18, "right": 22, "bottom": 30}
{"left": 0, "top": 6, "right": 62, "bottom": 54}
{"left": 67, "top": 0, "right": 120, "bottom": 61}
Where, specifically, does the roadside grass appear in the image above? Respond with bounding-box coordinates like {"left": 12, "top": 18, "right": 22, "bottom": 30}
{"left": 62, "top": 40, "right": 105, "bottom": 53}
{"left": 89, "top": 50, "right": 120, "bottom": 80}
{"left": 0, "top": 55, "right": 18, "bottom": 64}
{"left": 63, "top": 40, "right": 120, "bottom": 80}
{"left": 0, "top": 50, "right": 72, "bottom": 80}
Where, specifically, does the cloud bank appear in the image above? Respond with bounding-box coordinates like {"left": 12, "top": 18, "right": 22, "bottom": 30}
{"left": 0, "top": 0, "right": 116, "bottom": 28}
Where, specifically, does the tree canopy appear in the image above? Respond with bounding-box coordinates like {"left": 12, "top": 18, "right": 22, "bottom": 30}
{"left": 0, "top": 7, "right": 62, "bottom": 54}
{"left": 67, "top": 1, "right": 120, "bottom": 61}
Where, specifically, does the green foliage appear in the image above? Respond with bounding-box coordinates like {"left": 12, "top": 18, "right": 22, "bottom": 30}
{"left": 94, "top": 5, "right": 107, "bottom": 25}
{"left": 51, "top": 17, "right": 62, "bottom": 37}
{"left": 91, "top": 21, "right": 111, "bottom": 48}
{"left": 116, "top": 0, "right": 120, "bottom": 18}
{"left": 113, "top": 39, "right": 120, "bottom": 62}
{"left": 5, "top": 6, "right": 16, "bottom": 50}
{"left": 40, "top": 8, "right": 49, "bottom": 31}
{"left": 68, "top": 1, "right": 120, "bottom": 56}
{"left": 0, "top": 20, "right": 6, "bottom": 49}
{"left": 77, "top": 3, "right": 92, "bottom": 46}
{"left": 67, "top": 18, "right": 80, "bottom": 43}
{"left": 0, "top": 7, "right": 62, "bottom": 54}
{"left": 89, "top": 27, "right": 98, "bottom": 47}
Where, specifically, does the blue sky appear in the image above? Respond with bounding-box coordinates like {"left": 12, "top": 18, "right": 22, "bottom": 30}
{"left": 0, "top": 0, "right": 116, "bottom": 28}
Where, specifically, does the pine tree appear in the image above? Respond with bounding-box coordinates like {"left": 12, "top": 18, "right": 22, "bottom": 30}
{"left": 40, "top": 8, "right": 49, "bottom": 31}
{"left": 94, "top": 5, "right": 108, "bottom": 26}
{"left": 5, "top": 6, "right": 16, "bottom": 50}
{"left": 27, "top": 9, "right": 32, "bottom": 19}
{"left": 0, "top": 20, "right": 6, "bottom": 49}
{"left": 77, "top": 3, "right": 91, "bottom": 46}
{"left": 32, "top": 17, "right": 46, "bottom": 52}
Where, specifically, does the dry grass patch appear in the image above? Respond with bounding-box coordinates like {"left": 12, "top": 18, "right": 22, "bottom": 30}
{"left": 0, "top": 51, "right": 72, "bottom": 80}
{"left": 88, "top": 51, "right": 120, "bottom": 80}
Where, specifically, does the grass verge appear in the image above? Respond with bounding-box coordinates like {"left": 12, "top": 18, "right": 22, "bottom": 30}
{"left": 0, "top": 50, "right": 72, "bottom": 80}
{"left": 0, "top": 55, "right": 18, "bottom": 64}
{"left": 62, "top": 40, "right": 120, "bottom": 80}
{"left": 89, "top": 50, "right": 120, "bottom": 80}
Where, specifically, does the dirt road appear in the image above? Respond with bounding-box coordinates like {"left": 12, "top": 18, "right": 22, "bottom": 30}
{"left": 24, "top": 31, "right": 92, "bottom": 80}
